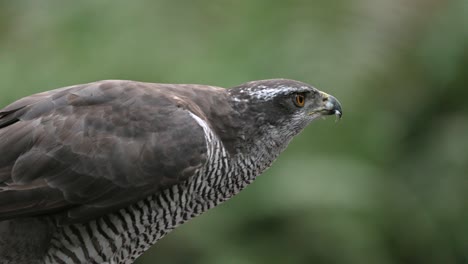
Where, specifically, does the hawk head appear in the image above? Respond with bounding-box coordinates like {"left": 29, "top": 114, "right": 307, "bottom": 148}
{"left": 221, "top": 79, "right": 342, "bottom": 160}
{"left": 228, "top": 79, "right": 342, "bottom": 141}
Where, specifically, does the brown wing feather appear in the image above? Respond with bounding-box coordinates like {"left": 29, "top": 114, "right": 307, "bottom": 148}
{"left": 0, "top": 80, "right": 210, "bottom": 223}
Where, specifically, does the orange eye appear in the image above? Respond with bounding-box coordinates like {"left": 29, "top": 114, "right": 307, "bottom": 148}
{"left": 294, "top": 94, "right": 305, "bottom": 107}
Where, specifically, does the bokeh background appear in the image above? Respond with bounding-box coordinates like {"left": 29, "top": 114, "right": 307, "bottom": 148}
{"left": 1, "top": 1, "right": 467, "bottom": 263}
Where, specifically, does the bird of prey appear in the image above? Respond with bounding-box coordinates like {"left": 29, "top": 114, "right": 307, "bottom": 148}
{"left": 0, "top": 79, "right": 342, "bottom": 264}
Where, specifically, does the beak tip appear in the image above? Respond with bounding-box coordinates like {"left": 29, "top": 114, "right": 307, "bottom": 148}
{"left": 335, "top": 109, "right": 342, "bottom": 119}
{"left": 327, "top": 95, "right": 342, "bottom": 119}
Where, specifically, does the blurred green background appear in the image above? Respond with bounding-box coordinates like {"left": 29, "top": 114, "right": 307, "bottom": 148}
{"left": 1, "top": 1, "right": 467, "bottom": 263}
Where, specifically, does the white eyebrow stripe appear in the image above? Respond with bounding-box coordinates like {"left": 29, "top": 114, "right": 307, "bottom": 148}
{"left": 250, "top": 86, "right": 311, "bottom": 101}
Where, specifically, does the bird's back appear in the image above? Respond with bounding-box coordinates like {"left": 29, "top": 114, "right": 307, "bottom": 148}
{"left": 0, "top": 80, "right": 235, "bottom": 263}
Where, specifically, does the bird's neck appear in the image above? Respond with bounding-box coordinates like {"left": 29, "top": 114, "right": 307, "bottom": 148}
{"left": 215, "top": 96, "right": 295, "bottom": 168}
{"left": 234, "top": 127, "right": 293, "bottom": 175}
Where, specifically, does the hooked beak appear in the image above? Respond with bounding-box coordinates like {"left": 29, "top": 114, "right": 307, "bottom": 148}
{"left": 309, "top": 91, "right": 343, "bottom": 119}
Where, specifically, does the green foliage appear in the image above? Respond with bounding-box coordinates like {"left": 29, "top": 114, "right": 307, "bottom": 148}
{"left": 0, "top": 1, "right": 467, "bottom": 263}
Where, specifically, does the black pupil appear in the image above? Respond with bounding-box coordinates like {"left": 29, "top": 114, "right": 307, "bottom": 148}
{"left": 297, "top": 95, "right": 303, "bottom": 104}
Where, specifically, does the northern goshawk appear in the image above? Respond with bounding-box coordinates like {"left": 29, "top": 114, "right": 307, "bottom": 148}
{"left": 0, "top": 79, "right": 342, "bottom": 264}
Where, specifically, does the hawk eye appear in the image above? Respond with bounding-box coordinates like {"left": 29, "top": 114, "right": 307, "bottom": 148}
{"left": 293, "top": 94, "right": 306, "bottom": 107}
